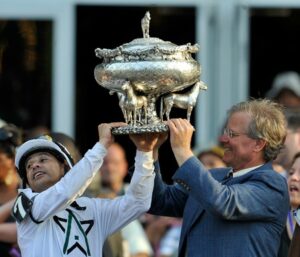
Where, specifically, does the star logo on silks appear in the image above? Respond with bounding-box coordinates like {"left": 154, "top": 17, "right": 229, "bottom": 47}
{"left": 54, "top": 209, "right": 94, "bottom": 256}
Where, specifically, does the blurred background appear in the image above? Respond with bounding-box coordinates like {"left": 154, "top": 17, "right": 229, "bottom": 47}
{"left": 1, "top": 0, "right": 300, "bottom": 182}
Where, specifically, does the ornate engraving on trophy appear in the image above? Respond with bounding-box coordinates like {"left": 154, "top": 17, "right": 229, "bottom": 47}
{"left": 94, "top": 11, "right": 207, "bottom": 134}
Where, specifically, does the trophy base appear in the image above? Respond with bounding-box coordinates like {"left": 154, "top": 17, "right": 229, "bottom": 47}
{"left": 112, "top": 123, "right": 169, "bottom": 135}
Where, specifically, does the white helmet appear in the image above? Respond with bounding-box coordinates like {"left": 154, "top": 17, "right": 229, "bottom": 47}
{"left": 15, "top": 135, "right": 74, "bottom": 186}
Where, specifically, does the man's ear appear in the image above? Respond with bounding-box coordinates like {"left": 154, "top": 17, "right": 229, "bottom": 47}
{"left": 254, "top": 139, "right": 267, "bottom": 153}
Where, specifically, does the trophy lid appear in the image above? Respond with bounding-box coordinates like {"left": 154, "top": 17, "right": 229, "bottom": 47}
{"left": 95, "top": 11, "right": 199, "bottom": 62}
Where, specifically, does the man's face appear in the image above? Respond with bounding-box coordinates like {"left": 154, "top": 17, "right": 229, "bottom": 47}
{"left": 274, "top": 129, "right": 300, "bottom": 170}
{"left": 25, "top": 152, "right": 65, "bottom": 192}
{"left": 288, "top": 157, "right": 300, "bottom": 209}
{"left": 276, "top": 90, "right": 300, "bottom": 108}
{"left": 219, "top": 112, "right": 263, "bottom": 171}
{"left": 0, "top": 151, "right": 14, "bottom": 183}
{"left": 199, "top": 153, "right": 226, "bottom": 169}
{"left": 100, "top": 144, "right": 128, "bottom": 188}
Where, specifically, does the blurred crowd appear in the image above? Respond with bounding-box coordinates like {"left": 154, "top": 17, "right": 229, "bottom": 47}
{"left": 2, "top": 70, "right": 300, "bottom": 257}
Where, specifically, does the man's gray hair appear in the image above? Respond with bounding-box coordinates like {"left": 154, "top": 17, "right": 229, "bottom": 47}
{"left": 228, "top": 99, "right": 287, "bottom": 161}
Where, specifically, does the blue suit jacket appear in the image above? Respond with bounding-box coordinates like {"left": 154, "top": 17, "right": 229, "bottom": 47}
{"left": 149, "top": 157, "right": 289, "bottom": 257}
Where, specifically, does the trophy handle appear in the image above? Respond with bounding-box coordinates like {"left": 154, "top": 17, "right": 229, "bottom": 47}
{"left": 121, "top": 81, "right": 148, "bottom": 126}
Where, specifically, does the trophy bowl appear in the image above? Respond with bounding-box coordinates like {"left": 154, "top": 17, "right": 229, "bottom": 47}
{"left": 94, "top": 11, "right": 207, "bottom": 135}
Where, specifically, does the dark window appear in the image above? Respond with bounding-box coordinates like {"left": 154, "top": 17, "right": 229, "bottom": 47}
{"left": 250, "top": 8, "right": 300, "bottom": 98}
{"left": 0, "top": 20, "right": 52, "bottom": 130}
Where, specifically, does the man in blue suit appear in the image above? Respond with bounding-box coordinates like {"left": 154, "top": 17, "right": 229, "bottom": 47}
{"left": 150, "top": 99, "right": 289, "bottom": 257}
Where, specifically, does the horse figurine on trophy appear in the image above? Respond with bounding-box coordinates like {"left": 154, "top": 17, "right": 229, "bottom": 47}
{"left": 160, "top": 81, "right": 207, "bottom": 121}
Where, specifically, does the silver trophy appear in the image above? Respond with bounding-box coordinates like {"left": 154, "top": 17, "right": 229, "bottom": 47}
{"left": 94, "top": 11, "right": 207, "bottom": 135}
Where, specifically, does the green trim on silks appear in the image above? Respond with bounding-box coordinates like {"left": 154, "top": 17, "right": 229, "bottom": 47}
{"left": 63, "top": 209, "right": 91, "bottom": 256}
{"left": 63, "top": 211, "right": 72, "bottom": 254}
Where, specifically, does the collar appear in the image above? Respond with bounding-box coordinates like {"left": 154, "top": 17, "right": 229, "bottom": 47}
{"left": 232, "top": 164, "right": 263, "bottom": 178}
